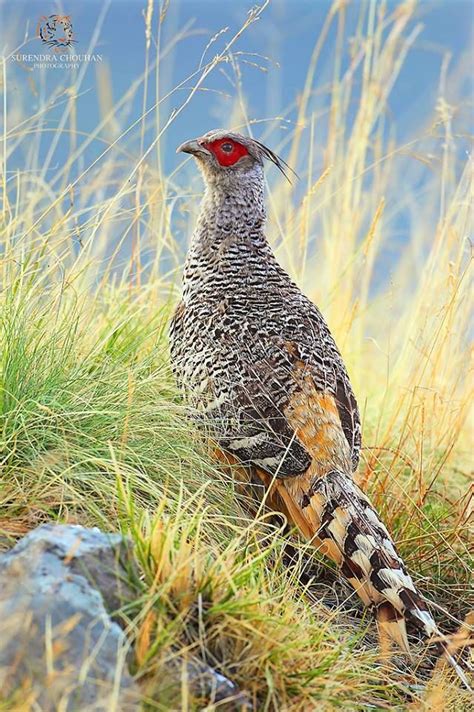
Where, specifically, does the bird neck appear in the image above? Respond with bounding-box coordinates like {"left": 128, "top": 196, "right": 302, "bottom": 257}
{"left": 193, "top": 166, "right": 267, "bottom": 248}
{"left": 181, "top": 166, "right": 276, "bottom": 297}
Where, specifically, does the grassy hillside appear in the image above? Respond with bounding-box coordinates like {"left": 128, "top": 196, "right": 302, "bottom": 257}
{"left": 0, "top": 1, "right": 472, "bottom": 709}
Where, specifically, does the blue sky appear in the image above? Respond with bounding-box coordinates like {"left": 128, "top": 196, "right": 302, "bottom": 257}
{"left": 1, "top": 0, "right": 473, "bottom": 287}
{"left": 3, "top": 0, "right": 473, "bottom": 174}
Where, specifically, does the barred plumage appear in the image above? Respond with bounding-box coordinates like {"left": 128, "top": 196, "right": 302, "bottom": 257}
{"left": 170, "top": 129, "right": 470, "bottom": 686}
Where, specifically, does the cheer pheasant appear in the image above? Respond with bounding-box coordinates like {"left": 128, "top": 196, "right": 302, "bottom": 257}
{"left": 170, "top": 129, "right": 460, "bottom": 663}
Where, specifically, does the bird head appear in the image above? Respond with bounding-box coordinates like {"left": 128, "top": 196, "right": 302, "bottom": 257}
{"left": 176, "top": 129, "right": 293, "bottom": 188}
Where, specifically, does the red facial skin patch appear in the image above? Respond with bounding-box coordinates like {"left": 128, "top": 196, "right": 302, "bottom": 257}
{"left": 203, "top": 138, "right": 249, "bottom": 167}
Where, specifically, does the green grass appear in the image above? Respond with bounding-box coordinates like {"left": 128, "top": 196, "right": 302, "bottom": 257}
{"left": 0, "top": 0, "right": 472, "bottom": 709}
{"left": 0, "top": 277, "right": 471, "bottom": 710}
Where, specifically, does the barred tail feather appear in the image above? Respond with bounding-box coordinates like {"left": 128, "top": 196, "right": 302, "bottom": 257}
{"left": 275, "top": 469, "right": 472, "bottom": 690}
{"left": 376, "top": 602, "right": 410, "bottom": 656}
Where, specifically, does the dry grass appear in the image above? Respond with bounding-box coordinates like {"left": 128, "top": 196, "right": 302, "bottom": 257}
{"left": 0, "top": 0, "right": 472, "bottom": 709}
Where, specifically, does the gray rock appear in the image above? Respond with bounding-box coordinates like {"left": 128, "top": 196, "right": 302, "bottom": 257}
{"left": 0, "top": 524, "right": 139, "bottom": 711}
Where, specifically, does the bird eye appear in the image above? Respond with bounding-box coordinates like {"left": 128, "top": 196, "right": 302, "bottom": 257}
{"left": 221, "top": 142, "right": 234, "bottom": 153}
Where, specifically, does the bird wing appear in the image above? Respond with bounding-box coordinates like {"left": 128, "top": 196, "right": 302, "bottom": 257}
{"left": 283, "top": 303, "right": 362, "bottom": 473}
{"left": 219, "top": 324, "right": 360, "bottom": 479}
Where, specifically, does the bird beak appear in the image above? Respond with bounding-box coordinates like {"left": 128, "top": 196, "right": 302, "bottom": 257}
{"left": 176, "top": 138, "right": 207, "bottom": 156}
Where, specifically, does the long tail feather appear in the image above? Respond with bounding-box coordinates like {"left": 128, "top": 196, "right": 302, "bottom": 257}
{"left": 377, "top": 602, "right": 410, "bottom": 656}
{"left": 274, "top": 469, "right": 472, "bottom": 690}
